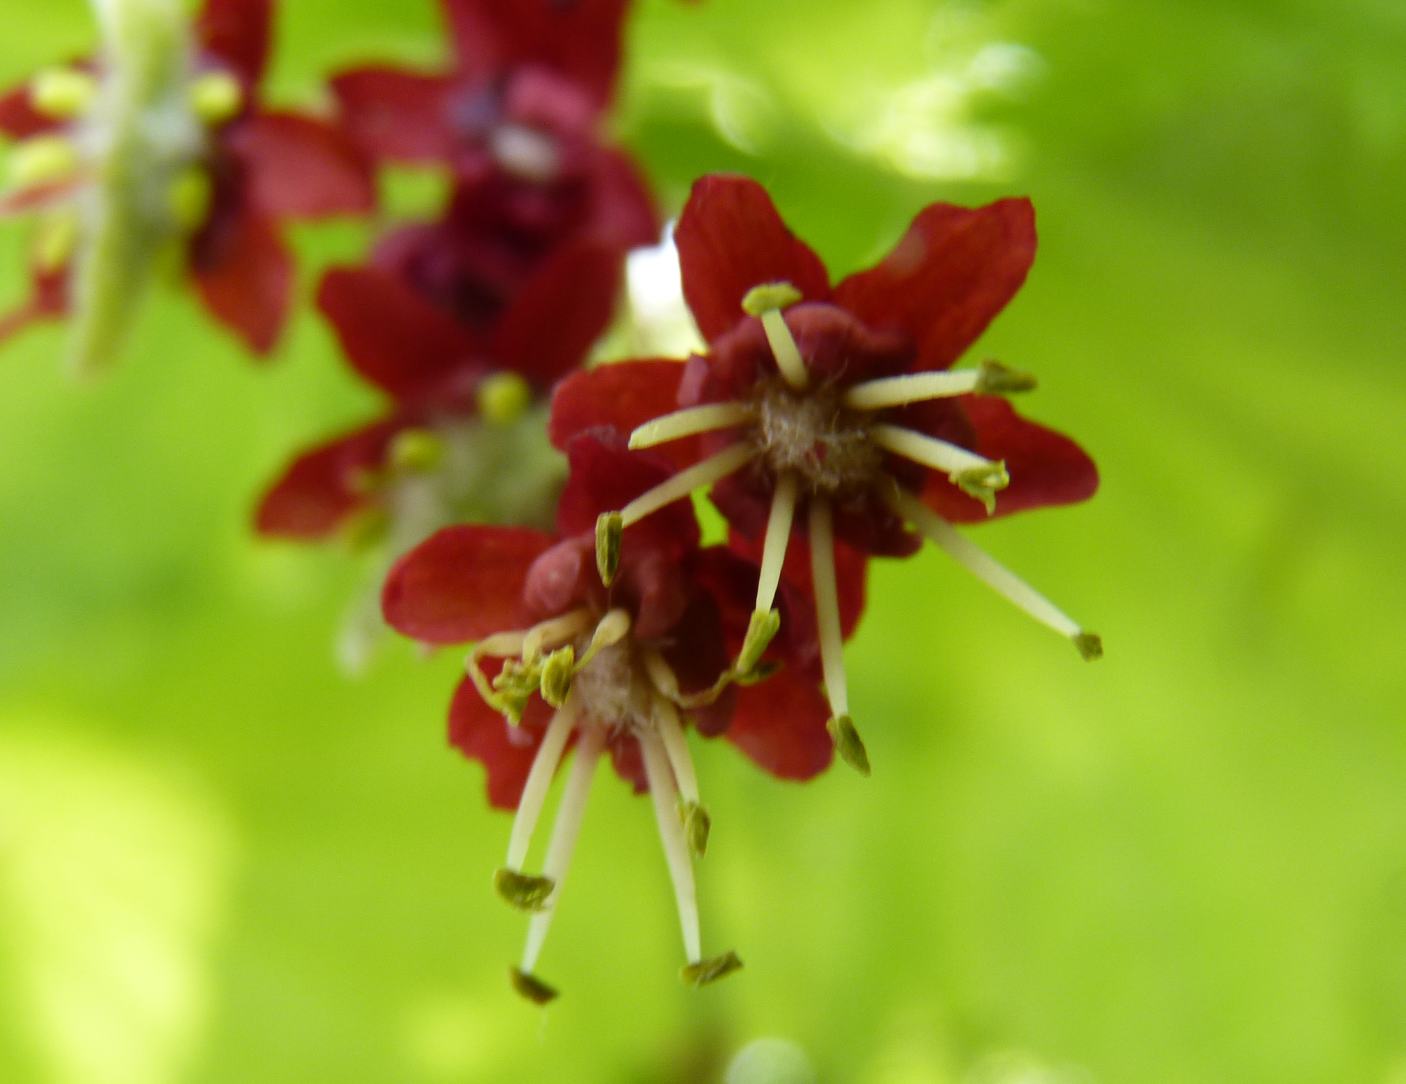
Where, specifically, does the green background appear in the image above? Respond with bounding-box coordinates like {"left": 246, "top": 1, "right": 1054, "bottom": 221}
{"left": 3, "top": 1, "right": 1405, "bottom": 1081}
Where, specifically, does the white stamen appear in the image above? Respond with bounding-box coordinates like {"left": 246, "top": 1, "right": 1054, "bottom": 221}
{"left": 572, "top": 608, "right": 633, "bottom": 673}
{"left": 629, "top": 402, "right": 751, "bottom": 449}
{"left": 844, "top": 369, "right": 982, "bottom": 410}
{"left": 870, "top": 423, "right": 996, "bottom": 477}
{"left": 504, "top": 697, "right": 580, "bottom": 871}
{"left": 469, "top": 629, "right": 528, "bottom": 662}
{"left": 520, "top": 725, "right": 606, "bottom": 974}
{"left": 653, "top": 696, "right": 699, "bottom": 806}
{"left": 755, "top": 471, "right": 799, "bottom": 612}
{"left": 890, "top": 488, "right": 1090, "bottom": 643}
{"left": 620, "top": 442, "right": 756, "bottom": 528}
{"left": 760, "top": 309, "right": 809, "bottom": 390}
{"left": 640, "top": 730, "right": 701, "bottom": 962}
{"left": 807, "top": 497, "right": 848, "bottom": 717}
{"left": 586, "top": 608, "right": 632, "bottom": 653}
{"left": 642, "top": 649, "right": 683, "bottom": 701}
{"left": 521, "top": 608, "right": 593, "bottom": 662}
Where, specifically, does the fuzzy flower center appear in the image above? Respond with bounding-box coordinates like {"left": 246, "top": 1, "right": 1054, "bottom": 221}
{"left": 746, "top": 376, "right": 884, "bottom": 497}
{"left": 567, "top": 637, "right": 652, "bottom": 733}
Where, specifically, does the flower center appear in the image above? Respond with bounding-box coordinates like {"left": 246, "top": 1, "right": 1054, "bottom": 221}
{"left": 746, "top": 377, "right": 883, "bottom": 497}
{"left": 567, "top": 637, "right": 653, "bottom": 733}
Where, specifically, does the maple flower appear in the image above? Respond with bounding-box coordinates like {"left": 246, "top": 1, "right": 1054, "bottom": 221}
{"left": 252, "top": 234, "right": 624, "bottom": 667}
{"left": 552, "top": 175, "right": 1100, "bottom": 773}
{"left": 254, "top": 228, "right": 624, "bottom": 541}
{"left": 382, "top": 433, "right": 833, "bottom": 1001}
{"left": 330, "top": 0, "right": 654, "bottom": 255}
{"left": 0, "top": 0, "right": 373, "bottom": 372}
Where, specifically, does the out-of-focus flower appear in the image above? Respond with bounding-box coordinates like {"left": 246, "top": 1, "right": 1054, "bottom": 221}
{"left": 0, "top": 0, "right": 374, "bottom": 372}
{"left": 332, "top": 0, "right": 658, "bottom": 323}
{"left": 382, "top": 432, "right": 832, "bottom": 1001}
{"left": 553, "top": 175, "right": 1099, "bottom": 773}
{"left": 253, "top": 227, "right": 624, "bottom": 670}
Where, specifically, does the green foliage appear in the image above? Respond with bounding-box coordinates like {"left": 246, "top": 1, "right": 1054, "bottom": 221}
{"left": 2, "top": 1, "right": 1405, "bottom": 1081}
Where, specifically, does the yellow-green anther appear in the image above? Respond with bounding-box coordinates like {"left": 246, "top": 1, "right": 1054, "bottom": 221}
{"left": 493, "top": 868, "right": 555, "bottom": 912}
{"left": 166, "top": 167, "right": 212, "bottom": 231}
{"left": 595, "top": 512, "right": 622, "bottom": 586}
{"left": 1074, "top": 632, "right": 1103, "bottom": 661}
{"left": 680, "top": 951, "right": 743, "bottom": 987}
{"left": 34, "top": 212, "right": 79, "bottom": 272}
{"left": 389, "top": 428, "right": 444, "bottom": 473}
{"left": 827, "top": 714, "right": 871, "bottom": 776}
{"left": 509, "top": 967, "right": 559, "bottom": 1004}
{"left": 539, "top": 646, "right": 575, "bottom": 708}
{"left": 736, "top": 608, "right": 781, "bottom": 677}
{"left": 741, "top": 281, "right": 802, "bottom": 316}
{"left": 976, "top": 359, "right": 1038, "bottom": 394}
{"left": 952, "top": 461, "right": 1009, "bottom": 514}
{"left": 476, "top": 371, "right": 533, "bottom": 426}
{"left": 189, "top": 70, "right": 243, "bottom": 125}
{"left": 678, "top": 799, "right": 711, "bottom": 858}
{"left": 732, "top": 660, "right": 779, "bottom": 686}
{"left": 491, "top": 659, "right": 542, "bottom": 723}
{"left": 10, "top": 135, "right": 80, "bottom": 188}
{"left": 31, "top": 68, "right": 98, "bottom": 119}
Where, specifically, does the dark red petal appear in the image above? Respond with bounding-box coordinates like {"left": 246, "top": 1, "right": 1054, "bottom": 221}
{"left": 227, "top": 112, "right": 375, "bottom": 219}
{"left": 725, "top": 669, "right": 833, "bottom": 781}
{"left": 522, "top": 537, "right": 593, "bottom": 621}
{"left": 554, "top": 431, "right": 697, "bottom": 549}
{"left": 329, "top": 66, "right": 456, "bottom": 162}
{"left": 196, "top": 0, "right": 272, "bottom": 87}
{"left": 657, "top": 592, "right": 735, "bottom": 739}
{"left": 920, "top": 396, "right": 1099, "bottom": 523}
{"left": 317, "top": 267, "right": 479, "bottom": 402}
{"left": 442, "top": 0, "right": 629, "bottom": 106}
{"left": 253, "top": 419, "right": 403, "bottom": 539}
{"left": 491, "top": 238, "right": 621, "bottom": 388}
{"left": 833, "top": 198, "right": 1036, "bottom": 371}
{"left": 675, "top": 175, "right": 831, "bottom": 343}
{"left": 383, "top": 524, "right": 553, "bottom": 644}
{"left": 0, "top": 79, "right": 62, "bottom": 139}
{"left": 584, "top": 146, "right": 660, "bottom": 251}
{"left": 448, "top": 676, "right": 546, "bottom": 810}
{"left": 547, "top": 358, "right": 690, "bottom": 456}
{"left": 0, "top": 264, "right": 68, "bottom": 345}
{"left": 190, "top": 209, "right": 291, "bottom": 354}
{"left": 606, "top": 733, "right": 648, "bottom": 794}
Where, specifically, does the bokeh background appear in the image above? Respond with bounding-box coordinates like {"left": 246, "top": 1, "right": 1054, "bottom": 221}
{"left": 3, "top": 1, "right": 1405, "bottom": 1081}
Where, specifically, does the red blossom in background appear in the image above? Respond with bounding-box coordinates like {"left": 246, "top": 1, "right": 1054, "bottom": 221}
{"left": 253, "top": 231, "right": 623, "bottom": 542}
{"left": 553, "top": 174, "right": 1100, "bottom": 774}
{"left": 382, "top": 432, "right": 832, "bottom": 1000}
{"left": 0, "top": 0, "right": 374, "bottom": 358}
{"left": 330, "top": 0, "right": 657, "bottom": 332}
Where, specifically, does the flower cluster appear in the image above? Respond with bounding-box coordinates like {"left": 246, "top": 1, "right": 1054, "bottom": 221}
{"left": 0, "top": 0, "right": 373, "bottom": 372}
{"left": 2, "top": 0, "right": 1101, "bottom": 1001}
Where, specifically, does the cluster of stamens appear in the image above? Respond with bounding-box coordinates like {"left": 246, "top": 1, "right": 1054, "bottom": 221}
{"left": 597, "top": 281, "right": 1102, "bottom": 777}
{"left": 468, "top": 605, "right": 741, "bottom": 1003}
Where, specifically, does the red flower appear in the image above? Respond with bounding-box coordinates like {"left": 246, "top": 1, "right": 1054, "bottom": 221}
{"left": 382, "top": 432, "right": 831, "bottom": 1000}
{"left": 332, "top": 0, "right": 655, "bottom": 262}
{"left": 552, "top": 175, "right": 1101, "bottom": 773}
{"left": 0, "top": 0, "right": 374, "bottom": 364}
{"left": 253, "top": 229, "right": 623, "bottom": 543}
